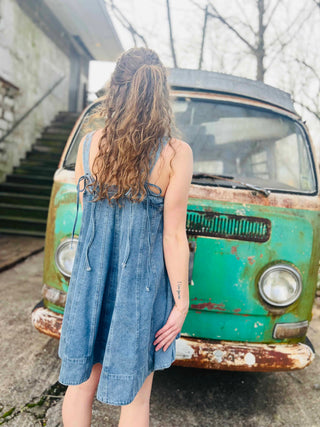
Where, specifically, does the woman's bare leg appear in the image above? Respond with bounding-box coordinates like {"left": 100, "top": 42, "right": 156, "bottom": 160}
{"left": 118, "top": 372, "right": 154, "bottom": 427}
{"left": 62, "top": 362, "right": 102, "bottom": 427}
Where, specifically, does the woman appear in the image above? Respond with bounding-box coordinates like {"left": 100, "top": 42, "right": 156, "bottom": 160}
{"left": 58, "top": 47, "right": 193, "bottom": 427}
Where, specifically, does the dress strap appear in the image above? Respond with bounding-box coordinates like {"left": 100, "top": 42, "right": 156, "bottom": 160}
{"left": 83, "top": 131, "right": 95, "bottom": 176}
{"left": 70, "top": 131, "right": 95, "bottom": 248}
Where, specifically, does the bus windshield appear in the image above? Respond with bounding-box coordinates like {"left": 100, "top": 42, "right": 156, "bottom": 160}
{"left": 64, "top": 97, "right": 316, "bottom": 194}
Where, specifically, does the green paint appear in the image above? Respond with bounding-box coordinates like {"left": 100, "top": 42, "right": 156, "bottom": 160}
{"left": 44, "top": 181, "right": 320, "bottom": 345}
{"left": 45, "top": 300, "right": 65, "bottom": 315}
{"left": 182, "top": 197, "right": 320, "bottom": 343}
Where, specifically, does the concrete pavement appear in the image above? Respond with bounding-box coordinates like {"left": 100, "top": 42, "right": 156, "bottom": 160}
{"left": 1, "top": 245, "right": 320, "bottom": 426}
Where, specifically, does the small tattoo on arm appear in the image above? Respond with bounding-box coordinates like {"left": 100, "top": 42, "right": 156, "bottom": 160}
{"left": 177, "top": 281, "right": 182, "bottom": 299}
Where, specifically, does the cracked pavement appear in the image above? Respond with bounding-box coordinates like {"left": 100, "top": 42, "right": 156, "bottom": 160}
{"left": 1, "top": 248, "right": 320, "bottom": 426}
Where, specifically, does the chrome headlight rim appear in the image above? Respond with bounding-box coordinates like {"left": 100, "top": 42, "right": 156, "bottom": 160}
{"left": 55, "top": 237, "right": 78, "bottom": 278}
{"left": 258, "top": 263, "right": 302, "bottom": 307}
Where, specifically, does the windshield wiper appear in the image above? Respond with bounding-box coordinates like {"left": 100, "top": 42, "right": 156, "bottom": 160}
{"left": 193, "top": 173, "right": 234, "bottom": 180}
{"left": 192, "top": 173, "right": 271, "bottom": 197}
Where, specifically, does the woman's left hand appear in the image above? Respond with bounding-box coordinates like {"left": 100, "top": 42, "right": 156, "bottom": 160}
{"left": 153, "top": 305, "right": 188, "bottom": 352}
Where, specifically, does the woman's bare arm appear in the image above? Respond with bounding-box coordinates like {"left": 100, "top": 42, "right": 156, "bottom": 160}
{"left": 153, "top": 139, "right": 193, "bottom": 352}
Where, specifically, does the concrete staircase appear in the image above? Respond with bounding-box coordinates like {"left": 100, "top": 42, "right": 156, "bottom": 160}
{"left": 0, "top": 112, "right": 79, "bottom": 237}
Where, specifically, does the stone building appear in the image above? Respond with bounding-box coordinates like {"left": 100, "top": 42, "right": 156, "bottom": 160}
{"left": 0, "top": 0, "right": 123, "bottom": 182}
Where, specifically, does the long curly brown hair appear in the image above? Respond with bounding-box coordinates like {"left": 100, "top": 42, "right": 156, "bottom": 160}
{"left": 86, "top": 47, "right": 175, "bottom": 206}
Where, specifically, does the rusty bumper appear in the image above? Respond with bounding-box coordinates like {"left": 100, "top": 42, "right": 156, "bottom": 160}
{"left": 31, "top": 302, "right": 63, "bottom": 339}
{"left": 32, "top": 303, "right": 314, "bottom": 372}
{"left": 173, "top": 336, "right": 315, "bottom": 372}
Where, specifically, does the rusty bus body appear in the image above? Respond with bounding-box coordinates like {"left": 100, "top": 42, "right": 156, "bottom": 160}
{"left": 32, "top": 69, "right": 320, "bottom": 372}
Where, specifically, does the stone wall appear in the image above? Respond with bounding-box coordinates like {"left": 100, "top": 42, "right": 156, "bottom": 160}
{"left": 0, "top": 77, "right": 19, "bottom": 145}
{"left": 0, "top": 0, "right": 71, "bottom": 182}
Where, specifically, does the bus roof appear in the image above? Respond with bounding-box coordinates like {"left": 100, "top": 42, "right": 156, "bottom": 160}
{"left": 168, "top": 68, "right": 296, "bottom": 114}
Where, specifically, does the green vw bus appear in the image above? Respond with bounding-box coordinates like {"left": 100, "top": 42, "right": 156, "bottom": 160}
{"left": 32, "top": 69, "right": 320, "bottom": 372}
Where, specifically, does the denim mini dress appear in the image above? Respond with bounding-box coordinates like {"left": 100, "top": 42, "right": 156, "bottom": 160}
{"left": 58, "top": 131, "right": 179, "bottom": 406}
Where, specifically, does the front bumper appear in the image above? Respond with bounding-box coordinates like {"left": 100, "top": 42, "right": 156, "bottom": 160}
{"left": 32, "top": 301, "right": 315, "bottom": 372}
{"left": 31, "top": 300, "right": 63, "bottom": 339}
{"left": 173, "top": 336, "right": 315, "bottom": 371}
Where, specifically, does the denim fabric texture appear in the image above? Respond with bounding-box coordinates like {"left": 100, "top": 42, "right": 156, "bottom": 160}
{"left": 58, "top": 131, "right": 179, "bottom": 406}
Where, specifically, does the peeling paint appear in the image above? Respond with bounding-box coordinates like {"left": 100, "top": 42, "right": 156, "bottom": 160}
{"left": 176, "top": 339, "right": 194, "bottom": 359}
{"left": 173, "top": 337, "right": 315, "bottom": 371}
{"left": 244, "top": 352, "right": 256, "bottom": 366}
{"left": 231, "top": 246, "right": 240, "bottom": 260}
{"left": 191, "top": 302, "right": 226, "bottom": 311}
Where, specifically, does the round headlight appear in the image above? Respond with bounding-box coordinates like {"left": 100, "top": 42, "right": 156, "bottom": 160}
{"left": 258, "top": 264, "right": 302, "bottom": 307}
{"left": 55, "top": 238, "right": 78, "bottom": 278}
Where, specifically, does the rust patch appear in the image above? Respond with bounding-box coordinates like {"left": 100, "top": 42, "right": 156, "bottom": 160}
{"left": 234, "top": 308, "right": 241, "bottom": 313}
{"left": 231, "top": 246, "right": 240, "bottom": 260}
{"left": 248, "top": 256, "right": 255, "bottom": 265}
{"left": 191, "top": 302, "right": 226, "bottom": 311}
{"left": 188, "top": 184, "right": 320, "bottom": 211}
{"left": 173, "top": 337, "right": 315, "bottom": 372}
{"left": 31, "top": 307, "right": 62, "bottom": 340}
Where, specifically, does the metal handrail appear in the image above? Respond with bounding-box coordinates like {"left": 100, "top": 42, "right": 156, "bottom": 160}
{"left": 0, "top": 74, "right": 65, "bottom": 144}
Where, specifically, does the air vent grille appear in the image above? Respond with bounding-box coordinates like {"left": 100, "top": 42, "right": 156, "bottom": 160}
{"left": 186, "top": 210, "right": 271, "bottom": 243}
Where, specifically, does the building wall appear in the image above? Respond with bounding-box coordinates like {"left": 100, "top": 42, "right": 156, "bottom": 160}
{"left": 0, "top": 0, "right": 71, "bottom": 182}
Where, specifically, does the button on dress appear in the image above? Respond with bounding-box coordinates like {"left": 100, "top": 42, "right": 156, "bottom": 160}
{"left": 58, "top": 130, "right": 180, "bottom": 406}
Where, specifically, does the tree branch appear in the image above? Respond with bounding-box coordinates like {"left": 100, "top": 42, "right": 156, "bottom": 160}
{"left": 166, "top": 0, "right": 178, "bottom": 68}
{"left": 106, "top": 0, "right": 148, "bottom": 47}
{"left": 264, "top": 0, "right": 283, "bottom": 29}
{"left": 198, "top": 5, "right": 208, "bottom": 69}
{"left": 234, "top": 0, "right": 256, "bottom": 35}
{"left": 293, "top": 99, "right": 320, "bottom": 123}
{"left": 265, "top": 5, "right": 316, "bottom": 70}
{"left": 268, "top": 4, "right": 314, "bottom": 49}
{"left": 207, "top": 3, "right": 256, "bottom": 53}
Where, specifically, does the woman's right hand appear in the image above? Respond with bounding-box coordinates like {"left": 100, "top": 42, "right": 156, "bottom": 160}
{"left": 153, "top": 304, "right": 188, "bottom": 352}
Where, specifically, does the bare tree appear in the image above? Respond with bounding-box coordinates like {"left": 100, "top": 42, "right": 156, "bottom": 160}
{"left": 191, "top": 0, "right": 316, "bottom": 82}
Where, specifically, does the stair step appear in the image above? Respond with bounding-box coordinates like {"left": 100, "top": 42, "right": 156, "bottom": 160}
{"left": 57, "top": 111, "right": 79, "bottom": 118}
{"left": 6, "top": 174, "right": 53, "bottom": 185}
{"left": 50, "top": 121, "right": 77, "bottom": 129}
{"left": 0, "top": 228, "right": 45, "bottom": 237}
{"left": 48, "top": 120, "right": 76, "bottom": 126}
{"left": 19, "top": 159, "right": 58, "bottom": 169}
{"left": 0, "top": 192, "right": 50, "bottom": 207}
{"left": 43, "top": 127, "right": 72, "bottom": 135}
{"left": 37, "top": 135, "right": 69, "bottom": 142}
{"left": 25, "top": 151, "right": 60, "bottom": 162}
{"left": 35, "top": 138, "right": 67, "bottom": 147}
{"left": 0, "top": 203, "right": 48, "bottom": 219}
{"left": 0, "top": 182, "right": 52, "bottom": 195}
{"left": 0, "top": 215, "right": 47, "bottom": 233}
{"left": 32, "top": 145, "right": 63, "bottom": 154}
{"left": 13, "top": 166, "right": 56, "bottom": 177}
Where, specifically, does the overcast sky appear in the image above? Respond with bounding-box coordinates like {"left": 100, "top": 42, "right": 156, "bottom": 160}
{"left": 89, "top": 0, "right": 320, "bottom": 90}
{"left": 88, "top": 0, "right": 320, "bottom": 146}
